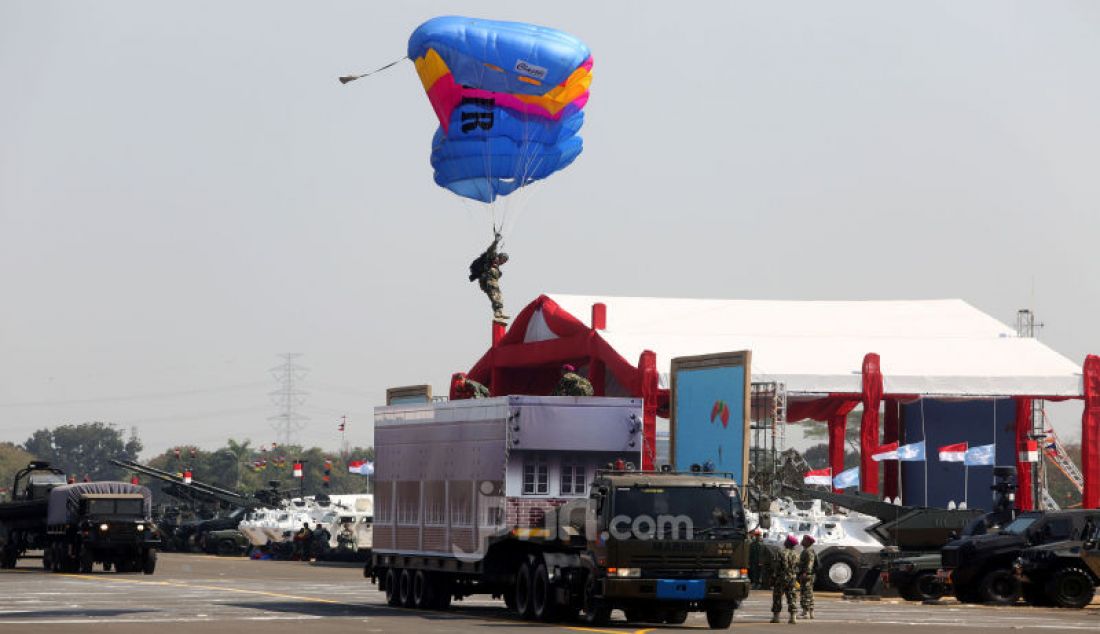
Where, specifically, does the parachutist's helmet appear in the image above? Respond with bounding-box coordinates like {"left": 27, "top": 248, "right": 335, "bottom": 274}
{"left": 497, "top": 252, "right": 509, "bottom": 264}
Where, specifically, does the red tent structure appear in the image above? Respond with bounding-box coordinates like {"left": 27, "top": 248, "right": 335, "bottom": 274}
{"left": 463, "top": 294, "right": 1098, "bottom": 509}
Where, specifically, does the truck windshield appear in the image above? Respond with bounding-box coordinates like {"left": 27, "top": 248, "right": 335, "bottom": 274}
{"left": 86, "top": 499, "right": 144, "bottom": 516}
{"left": 1002, "top": 516, "right": 1038, "bottom": 535}
{"left": 611, "top": 486, "right": 744, "bottom": 539}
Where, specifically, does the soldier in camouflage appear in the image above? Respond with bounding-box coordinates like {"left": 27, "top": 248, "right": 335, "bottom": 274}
{"left": 798, "top": 534, "right": 817, "bottom": 619}
{"left": 469, "top": 233, "right": 509, "bottom": 323}
{"left": 772, "top": 534, "right": 799, "bottom": 624}
{"left": 552, "top": 364, "right": 594, "bottom": 396}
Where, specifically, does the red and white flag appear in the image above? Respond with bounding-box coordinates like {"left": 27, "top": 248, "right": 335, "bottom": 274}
{"left": 182, "top": 469, "right": 192, "bottom": 485}
{"left": 292, "top": 462, "right": 303, "bottom": 478}
{"left": 871, "top": 442, "right": 899, "bottom": 462}
{"left": 803, "top": 468, "right": 832, "bottom": 486}
{"left": 938, "top": 442, "right": 968, "bottom": 462}
{"left": 1019, "top": 439, "right": 1039, "bottom": 463}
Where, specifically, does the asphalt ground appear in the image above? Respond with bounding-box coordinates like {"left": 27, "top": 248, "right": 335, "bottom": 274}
{"left": 0, "top": 553, "right": 1097, "bottom": 633}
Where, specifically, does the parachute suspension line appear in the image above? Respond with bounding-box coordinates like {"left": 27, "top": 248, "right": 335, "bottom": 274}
{"left": 338, "top": 56, "right": 408, "bottom": 84}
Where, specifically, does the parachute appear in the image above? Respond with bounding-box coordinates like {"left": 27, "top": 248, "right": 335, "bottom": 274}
{"left": 408, "top": 16, "right": 593, "bottom": 204}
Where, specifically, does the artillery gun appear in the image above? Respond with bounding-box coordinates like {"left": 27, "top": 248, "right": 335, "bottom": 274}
{"left": 109, "top": 459, "right": 295, "bottom": 551}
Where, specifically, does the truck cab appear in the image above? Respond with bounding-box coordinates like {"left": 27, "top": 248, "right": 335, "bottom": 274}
{"left": 585, "top": 471, "right": 750, "bottom": 628}
{"left": 1015, "top": 518, "right": 1100, "bottom": 608}
{"left": 45, "top": 483, "right": 159, "bottom": 574}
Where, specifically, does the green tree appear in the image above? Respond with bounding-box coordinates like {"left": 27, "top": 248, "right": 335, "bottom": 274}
{"left": 0, "top": 442, "right": 36, "bottom": 501}
{"left": 21, "top": 422, "right": 142, "bottom": 481}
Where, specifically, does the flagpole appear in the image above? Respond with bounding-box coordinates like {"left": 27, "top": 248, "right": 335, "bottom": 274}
{"left": 921, "top": 399, "right": 928, "bottom": 506}
{"left": 964, "top": 463, "right": 969, "bottom": 508}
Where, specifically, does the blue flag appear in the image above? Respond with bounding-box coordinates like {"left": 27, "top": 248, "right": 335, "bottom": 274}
{"left": 964, "top": 443, "right": 995, "bottom": 466}
{"left": 896, "top": 441, "right": 926, "bottom": 462}
{"left": 832, "top": 466, "right": 860, "bottom": 489}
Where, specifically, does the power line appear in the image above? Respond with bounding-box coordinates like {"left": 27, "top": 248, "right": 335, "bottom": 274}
{"left": 268, "top": 353, "right": 309, "bottom": 447}
{"left": 0, "top": 382, "right": 269, "bottom": 408}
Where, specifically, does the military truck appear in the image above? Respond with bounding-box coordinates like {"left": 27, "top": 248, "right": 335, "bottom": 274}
{"left": 942, "top": 509, "right": 1100, "bottom": 604}
{"left": 0, "top": 462, "right": 67, "bottom": 568}
{"left": 369, "top": 396, "right": 751, "bottom": 628}
{"left": 43, "top": 482, "right": 159, "bottom": 573}
{"left": 1015, "top": 520, "right": 1100, "bottom": 608}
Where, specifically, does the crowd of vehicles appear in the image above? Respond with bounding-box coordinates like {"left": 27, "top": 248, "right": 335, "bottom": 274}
{"left": 0, "top": 462, "right": 158, "bottom": 573}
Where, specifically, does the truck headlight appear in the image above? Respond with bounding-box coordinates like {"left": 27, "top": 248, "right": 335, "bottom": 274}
{"left": 136, "top": 524, "right": 145, "bottom": 532}
{"left": 608, "top": 567, "right": 640, "bottom": 578}
{"left": 718, "top": 568, "right": 747, "bottom": 579}
{"left": 99, "top": 523, "right": 109, "bottom": 532}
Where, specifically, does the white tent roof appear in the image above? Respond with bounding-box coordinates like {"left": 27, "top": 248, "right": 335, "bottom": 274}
{"left": 542, "top": 294, "right": 1083, "bottom": 397}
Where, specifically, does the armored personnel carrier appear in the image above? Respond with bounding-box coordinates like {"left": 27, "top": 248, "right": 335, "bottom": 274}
{"left": 1015, "top": 523, "right": 1100, "bottom": 608}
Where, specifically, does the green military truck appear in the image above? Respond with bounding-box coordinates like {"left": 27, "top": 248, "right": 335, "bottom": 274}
{"left": 0, "top": 462, "right": 68, "bottom": 568}
{"left": 44, "top": 482, "right": 159, "bottom": 574}
{"left": 1015, "top": 521, "right": 1100, "bottom": 608}
{"left": 370, "top": 396, "right": 750, "bottom": 628}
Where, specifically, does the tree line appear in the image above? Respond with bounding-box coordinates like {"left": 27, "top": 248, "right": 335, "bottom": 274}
{"left": 0, "top": 422, "right": 373, "bottom": 504}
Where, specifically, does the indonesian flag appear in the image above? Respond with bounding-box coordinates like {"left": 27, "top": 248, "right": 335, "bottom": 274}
{"left": 803, "top": 467, "right": 832, "bottom": 486}
{"left": 182, "top": 469, "right": 192, "bottom": 485}
{"left": 348, "top": 460, "right": 374, "bottom": 476}
{"left": 939, "top": 442, "right": 968, "bottom": 462}
{"left": 871, "top": 442, "right": 899, "bottom": 461}
{"left": 1019, "top": 439, "right": 1039, "bottom": 463}
{"left": 292, "top": 462, "right": 303, "bottom": 478}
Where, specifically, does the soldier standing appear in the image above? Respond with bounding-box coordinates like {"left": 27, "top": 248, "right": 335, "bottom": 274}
{"left": 772, "top": 534, "right": 798, "bottom": 624}
{"left": 798, "top": 535, "right": 817, "bottom": 619}
{"left": 552, "top": 364, "right": 594, "bottom": 396}
{"left": 469, "top": 232, "right": 509, "bottom": 323}
{"left": 748, "top": 530, "right": 765, "bottom": 589}
{"left": 452, "top": 372, "right": 490, "bottom": 399}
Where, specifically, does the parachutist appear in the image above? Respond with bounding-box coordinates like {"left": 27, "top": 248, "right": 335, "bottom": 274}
{"left": 469, "top": 233, "right": 509, "bottom": 323}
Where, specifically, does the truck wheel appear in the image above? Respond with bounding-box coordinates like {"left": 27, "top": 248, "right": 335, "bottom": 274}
{"left": 142, "top": 549, "right": 157, "bottom": 575}
{"left": 979, "top": 568, "right": 1020, "bottom": 605}
{"left": 384, "top": 569, "right": 400, "bottom": 606}
{"left": 514, "top": 562, "right": 534, "bottom": 619}
{"left": 78, "top": 548, "right": 94, "bottom": 573}
{"left": 664, "top": 609, "right": 689, "bottom": 624}
{"left": 217, "top": 539, "right": 238, "bottom": 557}
{"left": 706, "top": 607, "right": 735, "bottom": 629}
{"left": 903, "top": 572, "right": 945, "bottom": 602}
{"left": 412, "top": 570, "right": 430, "bottom": 609}
{"left": 398, "top": 569, "right": 414, "bottom": 607}
{"left": 530, "top": 563, "right": 559, "bottom": 621}
{"left": 1044, "top": 568, "right": 1095, "bottom": 609}
{"left": 818, "top": 552, "right": 860, "bottom": 592}
{"left": 0, "top": 545, "right": 17, "bottom": 569}
{"left": 580, "top": 575, "right": 611, "bottom": 626}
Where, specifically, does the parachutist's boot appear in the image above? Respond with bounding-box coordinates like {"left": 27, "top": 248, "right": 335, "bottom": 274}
{"left": 788, "top": 613, "right": 797, "bottom": 625}
{"left": 770, "top": 613, "right": 780, "bottom": 623}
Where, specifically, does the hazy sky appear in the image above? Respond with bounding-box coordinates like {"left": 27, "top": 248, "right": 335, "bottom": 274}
{"left": 2, "top": 1, "right": 1097, "bottom": 457}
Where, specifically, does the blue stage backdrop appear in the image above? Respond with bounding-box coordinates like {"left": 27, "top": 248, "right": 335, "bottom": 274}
{"left": 900, "top": 398, "right": 1017, "bottom": 510}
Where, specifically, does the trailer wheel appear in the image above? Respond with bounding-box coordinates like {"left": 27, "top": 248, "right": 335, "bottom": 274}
{"left": 412, "top": 570, "right": 430, "bottom": 608}
{"left": 142, "top": 549, "right": 157, "bottom": 575}
{"left": 514, "top": 561, "right": 534, "bottom": 619}
{"left": 1045, "top": 568, "right": 1095, "bottom": 609}
{"left": 531, "top": 563, "right": 558, "bottom": 621}
{"left": 384, "top": 569, "right": 400, "bottom": 606}
{"left": 398, "top": 569, "right": 414, "bottom": 607}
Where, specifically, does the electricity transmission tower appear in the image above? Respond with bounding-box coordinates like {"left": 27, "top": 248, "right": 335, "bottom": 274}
{"left": 269, "top": 353, "right": 309, "bottom": 447}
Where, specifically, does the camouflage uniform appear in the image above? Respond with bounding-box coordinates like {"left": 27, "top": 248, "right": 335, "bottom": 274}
{"left": 464, "top": 377, "right": 490, "bottom": 399}
{"left": 470, "top": 234, "right": 508, "bottom": 322}
{"left": 798, "top": 548, "right": 816, "bottom": 616}
{"left": 553, "top": 372, "right": 594, "bottom": 396}
{"left": 771, "top": 547, "right": 798, "bottom": 620}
